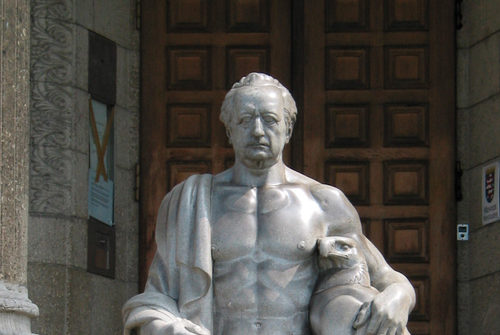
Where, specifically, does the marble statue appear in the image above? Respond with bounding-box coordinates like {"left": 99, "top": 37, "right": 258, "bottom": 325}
{"left": 122, "top": 73, "right": 415, "bottom": 335}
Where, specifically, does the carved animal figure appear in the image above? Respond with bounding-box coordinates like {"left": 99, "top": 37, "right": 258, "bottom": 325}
{"left": 310, "top": 236, "right": 410, "bottom": 335}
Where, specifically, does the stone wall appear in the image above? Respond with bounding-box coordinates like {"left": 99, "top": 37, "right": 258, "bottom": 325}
{"left": 28, "top": 0, "right": 139, "bottom": 333}
{"left": 456, "top": 0, "right": 500, "bottom": 333}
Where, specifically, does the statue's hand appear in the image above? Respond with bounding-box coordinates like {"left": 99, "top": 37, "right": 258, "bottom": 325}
{"left": 140, "top": 318, "right": 210, "bottom": 335}
{"left": 352, "top": 286, "right": 410, "bottom": 335}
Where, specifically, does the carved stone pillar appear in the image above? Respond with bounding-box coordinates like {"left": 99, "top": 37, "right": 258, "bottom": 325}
{"left": 0, "top": 0, "right": 39, "bottom": 333}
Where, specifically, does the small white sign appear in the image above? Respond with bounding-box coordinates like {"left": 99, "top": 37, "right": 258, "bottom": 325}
{"left": 482, "top": 162, "right": 500, "bottom": 225}
{"left": 88, "top": 168, "right": 114, "bottom": 226}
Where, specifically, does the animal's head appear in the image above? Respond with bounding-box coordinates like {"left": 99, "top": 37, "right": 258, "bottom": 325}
{"left": 317, "top": 236, "right": 365, "bottom": 271}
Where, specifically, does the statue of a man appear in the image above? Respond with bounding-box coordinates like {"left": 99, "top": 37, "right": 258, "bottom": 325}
{"left": 123, "top": 73, "right": 415, "bottom": 335}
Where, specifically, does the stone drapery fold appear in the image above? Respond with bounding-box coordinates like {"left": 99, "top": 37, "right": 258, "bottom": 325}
{"left": 123, "top": 174, "right": 214, "bottom": 334}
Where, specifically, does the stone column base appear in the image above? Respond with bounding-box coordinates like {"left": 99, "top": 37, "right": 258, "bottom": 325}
{"left": 0, "top": 281, "right": 39, "bottom": 335}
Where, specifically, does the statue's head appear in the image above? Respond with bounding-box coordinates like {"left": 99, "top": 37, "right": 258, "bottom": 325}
{"left": 220, "top": 73, "right": 297, "bottom": 169}
{"left": 220, "top": 73, "right": 297, "bottom": 132}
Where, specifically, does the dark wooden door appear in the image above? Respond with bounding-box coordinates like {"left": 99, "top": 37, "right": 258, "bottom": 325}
{"left": 140, "top": 1, "right": 456, "bottom": 334}
{"left": 302, "top": 1, "right": 455, "bottom": 334}
{"left": 140, "top": 0, "right": 292, "bottom": 287}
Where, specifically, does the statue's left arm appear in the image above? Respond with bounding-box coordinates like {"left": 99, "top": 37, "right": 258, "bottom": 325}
{"left": 312, "top": 184, "right": 416, "bottom": 334}
{"left": 354, "top": 233, "right": 415, "bottom": 334}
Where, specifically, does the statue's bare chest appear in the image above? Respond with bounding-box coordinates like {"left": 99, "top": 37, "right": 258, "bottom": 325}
{"left": 211, "top": 184, "right": 325, "bottom": 262}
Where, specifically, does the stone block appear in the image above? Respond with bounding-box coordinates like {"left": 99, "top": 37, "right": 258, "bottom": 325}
{"left": 30, "top": 82, "right": 75, "bottom": 215}
{"left": 31, "top": 16, "right": 75, "bottom": 86}
{"left": 75, "top": 0, "right": 94, "bottom": 29}
{"left": 114, "top": 167, "right": 139, "bottom": 232}
{"left": 128, "top": 50, "right": 140, "bottom": 110}
{"left": 94, "top": 0, "right": 139, "bottom": 49}
{"left": 117, "top": 47, "right": 140, "bottom": 111}
{"left": 72, "top": 88, "right": 90, "bottom": 154}
{"left": 28, "top": 263, "right": 67, "bottom": 335}
{"left": 67, "top": 268, "right": 92, "bottom": 335}
{"left": 72, "top": 151, "right": 89, "bottom": 219}
{"left": 89, "top": 276, "right": 128, "bottom": 335}
{"left": 457, "top": 168, "right": 470, "bottom": 224}
{"left": 115, "top": 229, "right": 139, "bottom": 282}
{"left": 116, "top": 46, "right": 129, "bottom": 110}
{"left": 31, "top": 0, "right": 73, "bottom": 22}
{"left": 457, "top": 0, "right": 500, "bottom": 48}
{"left": 69, "top": 219, "right": 88, "bottom": 269}
{"left": 456, "top": 281, "right": 471, "bottom": 335}
{"left": 468, "top": 33, "right": 500, "bottom": 106}
{"left": 75, "top": 26, "right": 89, "bottom": 91}
{"left": 456, "top": 239, "right": 470, "bottom": 282}
{"left": 115, "top": 106, "right": 139, "bottom": 170}
{"left": 468, "top": 165, "right": 484, "bottom": 230}
{"left": 456, "top": 107, "right": 470, "bottom": 167}
{"left": 469, "top": 272, "right": 500, "bottom": 332}
{"left": 468, "top": 95, "right": 500, "bottom": 167}
{"left": 469, "top": 222, "right": 500, "bottom": 279}
{"left": 28, "top": 216, "right": 69, "bottom": 265}
{"left": 456, "top": 49, "right": 470, "bottom": 109}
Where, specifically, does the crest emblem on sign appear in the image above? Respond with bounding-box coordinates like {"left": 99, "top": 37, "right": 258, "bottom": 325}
{"left": 485, "top": 167, "right": 495, "bottom": 203}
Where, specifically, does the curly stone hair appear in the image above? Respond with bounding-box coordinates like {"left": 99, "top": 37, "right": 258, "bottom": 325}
{"left": 220, "top": 73, "right": 297, "bottom": 130}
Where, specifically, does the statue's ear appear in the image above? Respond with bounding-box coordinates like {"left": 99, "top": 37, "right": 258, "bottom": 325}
{"left": 226, "top": 128, "right": 232, "bottom": 144}
{"left": 285, "top": 122, "right": 294, "bottom": 144}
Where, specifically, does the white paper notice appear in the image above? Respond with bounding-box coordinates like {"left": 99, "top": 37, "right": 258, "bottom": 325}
{"left": 88, "top": 167, "right": 114, "bottom": 226}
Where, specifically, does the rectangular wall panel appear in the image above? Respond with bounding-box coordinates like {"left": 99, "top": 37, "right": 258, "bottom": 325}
{"left": 384, "top": 160, "right": 429, "bottom": 205}
{"left": 326, "top": 47, "right": 370, "bottom": 90}
{"left": 326, "top": 104, "right": 369, "bottom": 147}
{"left": 167, "top": 47, "right": 212, "bottom": 90}
{"left": 325, "top": 0, "right": 369, "bottom": 32}
{"left": 384, "top": 103, "right": 429, "bottom": 147}
{"left": 227, "top": 0, "right": 270, "bottom": 32}
{"left": 385, "top": 0, "right": 429, "bottom": 31}
{"left": 167, "top": 0, "right": 211, "bottom": 32}
{"left": 325, "top": 161, "right": 370, "bottom": 205}
{"left": 166, "top": 104, "right": 211, "bottom": 147}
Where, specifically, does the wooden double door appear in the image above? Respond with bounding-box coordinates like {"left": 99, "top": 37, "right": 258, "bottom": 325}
{"left": 140, "top": 1, "right": 456, "bottom": 334}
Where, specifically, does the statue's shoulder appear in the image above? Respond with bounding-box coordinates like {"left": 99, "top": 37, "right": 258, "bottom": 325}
{"left": 214, "top": 168, "right": 233, "bottom": 184}
{"left": 285, "top": 167, "right": 358, "bottom": 223}
{"left": 284, "top": 167, "right": 345, "bottom": 204}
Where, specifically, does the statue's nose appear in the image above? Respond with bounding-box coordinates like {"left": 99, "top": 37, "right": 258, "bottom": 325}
{"left": 252, "top": 117, "right": 265, "bottom": 136}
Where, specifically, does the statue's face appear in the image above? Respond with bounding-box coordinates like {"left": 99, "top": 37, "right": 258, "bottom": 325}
{"left": 227, "top": 86, "right": 290, "bottom": 169}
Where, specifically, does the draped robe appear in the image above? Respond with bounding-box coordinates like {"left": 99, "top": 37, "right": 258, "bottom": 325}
{"left": 122, "top": 174, "right": 214, "bottom": 334}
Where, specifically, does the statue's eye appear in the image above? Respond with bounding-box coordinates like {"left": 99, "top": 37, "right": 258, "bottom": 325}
{"left": 238, "top": 116, "right": 252, "bottom": 124}
{"left": 263, "top": 115, "right": 277, "bottom": 124}
{"left": 336, "top": 243, "right": 349, "bottom": 251}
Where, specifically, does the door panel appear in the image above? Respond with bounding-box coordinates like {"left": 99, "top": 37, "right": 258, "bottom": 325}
{"left": 303, "top": 1, "right": 455, "bottom": 334}
{"left": 140, "top": 0, "right": 291, "bottom": 288}
{"left": 141, "top": 1, "right": 455, "bottom": 333}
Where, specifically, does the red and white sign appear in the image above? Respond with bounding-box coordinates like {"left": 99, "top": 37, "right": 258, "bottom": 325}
{"left": 482, "top": 162, "right": 500, "bottom": 225}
